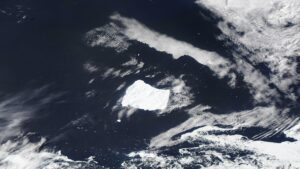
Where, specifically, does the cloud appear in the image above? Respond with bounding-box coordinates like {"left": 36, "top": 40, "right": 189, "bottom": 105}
{"left": 150, "top": 105, "right": 298, "bottom": 148}
{"left": 110, "top": 14, "right": 233, "bottom": 79}
{"left": 140, "top": 102, "right": 300, "bottom": 167}
{"left": 196, "top": 0, "right": 300, "bottom": 102}
{"left": 85, "top": 22, "right": 131, "bottom": 53}
{"left": 0, "top": 137, "right": 100, "bottom": 169}
{"left": 0, "top": 88, "right": 102, "bottom": 169}
{"left": 85, "top": 14, "right": 234, "bottom": 80}
{"left": 156, "top": 75, "right": 194, "bottom": 111}
{"left": 0, "top": 87, "right": 56, "bottom": 142}
{"left": 124, "top": 122, "right": 300, "bottom": 169}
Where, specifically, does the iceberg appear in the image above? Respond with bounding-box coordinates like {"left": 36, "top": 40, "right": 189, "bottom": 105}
{"left": 122, "top": 80, "right": 170, "bottom": 111}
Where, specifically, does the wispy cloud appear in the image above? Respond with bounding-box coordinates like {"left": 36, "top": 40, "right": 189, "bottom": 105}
{"left": 0, "top": 88, "right": 101, "bottom": 169}
{"left": 85, "top": 22, "right": 131, "bottom": 53}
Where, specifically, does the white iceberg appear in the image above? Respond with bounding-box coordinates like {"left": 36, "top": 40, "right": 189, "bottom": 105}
{"left": 122, "top": 80, "right": 170, "bottom": 111}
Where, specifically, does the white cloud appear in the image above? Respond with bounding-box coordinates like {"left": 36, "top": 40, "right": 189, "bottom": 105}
{"left": 156, "top": 75, "right": 194, "bottom": 111}
{"left": 85, "top": 14, "right": 235, "bottom": 80}
{"left": 122, "top": 57, "right": 144, "bottom": 69}
{"left": 0, "top": 138, "right": 100, "bottom": 169}
{"left": 0, "top": 89, "right": 102, "bottom": 169}
{"left": 196, "top": 0, "right": 300, "bottom": 102}
{"left": 83, "top": 62, "right": 99, "bottom": 73}
{"left": 89, "top": 57, "right": 144, "bottom": 80}
{"left": 110, "top": 14, "right": 233, "bottom": 79}
{"left": 142, "top": 102, "right": 300, "bottom": 168}
{"left": 85, "top": 22, "right": 131, "bottom": 53}
{"left": 0, "top": 87, "right": 55, "bottom": 142}
{"left": 233, "top": 59, "right": 279, "bottom": 103}
{"left": 150, "top": 106, "right": 296, "bottom": 148}
{"left": 124, "top": 123, "right": 300, "bottom": 169}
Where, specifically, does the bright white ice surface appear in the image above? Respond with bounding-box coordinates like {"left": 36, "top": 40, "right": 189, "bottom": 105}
{"left": 122, "top": 80, "right": 170, "bottom": 111}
